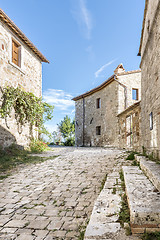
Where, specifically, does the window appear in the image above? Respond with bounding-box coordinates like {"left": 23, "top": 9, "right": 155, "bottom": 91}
{"left": 96, "top": 98, "right": 101, "bottom": 108}
{"left": 149, "top": 112, "right": 153, "bottom": 130}
{"left": 96, "top": 126, "right": 101, "bottom": 135}
{"left": 12, "top": 39, "right": 21, "bottom": 67}
{"left": 132, "top": 88, "right": 138, "bottom": 100}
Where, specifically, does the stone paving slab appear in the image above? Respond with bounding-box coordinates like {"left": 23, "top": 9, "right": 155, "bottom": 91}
{"left": 0, "top": 147, "right": 126, "bottom": 239}
{"left": 123, "top": 166, "right": 160, "bottom": 234}
{"left": 0, "top": 147, "right": 143, "bottom": 240}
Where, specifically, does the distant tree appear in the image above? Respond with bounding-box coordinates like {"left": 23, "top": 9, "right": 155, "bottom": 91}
{"left": 58, "top": 116, "right": 75, "bottom": 146}
{"left": 52, "top": 130, "right": 61, "bottom": 144}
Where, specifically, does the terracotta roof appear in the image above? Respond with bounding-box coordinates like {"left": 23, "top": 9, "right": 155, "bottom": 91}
{"left": 72, "top": 75, "right": 115, "bottom": 101}
{"left": 0, "top": 8, "right": 49, "bottom": 63}
{"left": 138, "top": 0, "right": 148, "bottom": 56}
{"left": 117, "top": 101, "right": 141, "bottom": 117}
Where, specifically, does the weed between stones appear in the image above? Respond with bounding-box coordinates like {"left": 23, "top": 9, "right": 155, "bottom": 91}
{"left": 141, "top": 231, "right": 160, "bottom": 240}
{"left": 78, "top": 219, "right": 89, "bottom": 240}
{"left": 99, "top": 173, "right": 107, "bottom": 192}
{"left": 126, "top": 152, "right": 135, "bottom": 160}
{"left": 118, "top": 170, "right": 131, "bottom": 234}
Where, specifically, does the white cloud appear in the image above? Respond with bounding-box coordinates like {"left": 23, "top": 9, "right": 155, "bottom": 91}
{"left": 95, "top": 59, "right": 118, "bottom": 78}
{"left": 44, "top": 123, "right": 58, "bottom": 133}
{"left": 43, "top": 89, "right": 75, "bottom": 111}
{"left": 71, "top": 0, "right": 92, "bottom": 39}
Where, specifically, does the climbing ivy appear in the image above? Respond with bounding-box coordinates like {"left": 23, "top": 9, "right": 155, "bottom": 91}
{"left": 0, "top": 86, "right": 54, "bottom": 130}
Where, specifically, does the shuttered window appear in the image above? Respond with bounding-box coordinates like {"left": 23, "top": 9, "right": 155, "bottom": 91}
{"left": 12, "top": 40, "right": 20, "bottom": 66}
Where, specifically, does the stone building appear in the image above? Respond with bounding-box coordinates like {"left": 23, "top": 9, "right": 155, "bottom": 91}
{"left": 118, "top": 101, "right": 141, "bottom": 151}
{"left": 73, "top": 64, "right": 141, "bottom": 147}
{"left": 138, "top": 0, "right": 160, "bottom": 158}
{"left": 0, "top": 9, "right": 49, "bottom": 147}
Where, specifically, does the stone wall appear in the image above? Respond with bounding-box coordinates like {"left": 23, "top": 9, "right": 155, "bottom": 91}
{"left": 0, "top": 20, "right": 42, "bottom": 147}
{"left": 141, "top": 0, "right": 159, "bottom": 58}
{"left": 117, "top": 71, "right": 141, "bottom": 114}
{"left": 118, "top": 102, "right": 141, "bottom": 151}
{"left": 140, "top": 2, "right": 160, "bottom": 158}
{"left": 75, "top": 81, "right": 119, "bottom": 147}
{"left": 74, "top": 70, "right": 141, "bottom": 147}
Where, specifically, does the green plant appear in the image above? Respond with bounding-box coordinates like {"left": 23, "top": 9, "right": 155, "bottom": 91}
{"left": 63, "top": 137, "right": 75, "bottom": 146}
{"left": 141, "top": 231, "right": 160, "bottom": 240}
{"left": 78, "top": 224, "right": 86, "bottom": 240}
{"left": 78, "top": 230, "right": 85, "bottom": 240}
{"left": 118, "top": 170, "right": 130, "bottom": 226}
{"left": 99, "top": 174, "right": 107, "bottom": 192}
{"left": 0, "top": 144, "right": 58, "bottom": 178}
{"left": 119, "top": 170, "right": 125, "bottom": 191}
{"left": 112, "top": 187, "right": 116, "bottom": 194}
{"left": 0, "top": 86, "right": 54, "bottom": 138}
{"left": 125, "top": 226, "right": 132, "bottom": 236}
{"left": 142, "top": 146, "right": 147, "bottom": 156}
{"left": 126, "top": 152, "right": 135, "bottom": 160}
{"left": 131, "top": 160, "right": 139, "bottom": 166}
{"left": 118, "top": 193, "right": 130, "bottom": 225}
{"left": 148, "top": 152, "right": 154, "bottom": 160}
{"left": 58, "top": 115, "right": 75, "bottom": 144}
{"left": 30, "top": 139, "right": 49, "bottom": 153}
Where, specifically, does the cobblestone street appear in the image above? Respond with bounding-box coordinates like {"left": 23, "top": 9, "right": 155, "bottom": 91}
{"left": 0, "top": 147, "right": 138, "bottom": 240}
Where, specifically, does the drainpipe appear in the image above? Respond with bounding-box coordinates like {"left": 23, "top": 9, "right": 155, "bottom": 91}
{"left": 82, "top": 97, "right": 85, "bottom": 146}
{"left": 114, "top": 75, "right": 128, "bottom": 109}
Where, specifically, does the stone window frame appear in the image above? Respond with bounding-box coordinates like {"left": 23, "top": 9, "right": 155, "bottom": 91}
{"left": 96, "top": 126, "right": 101, "bottom": 135}
{"left": 96, "top": 98, "right": 101, "bottom": 109}
{"left": 132, "top": 88, "right": 139, "bottom": 100}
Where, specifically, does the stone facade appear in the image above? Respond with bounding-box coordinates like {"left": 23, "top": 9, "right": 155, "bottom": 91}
{"left": 73, "top": 65, "right": 141, "bottom": 147}
{"left": 139, "top": 1, "right": 160, "bottom": 158}
{"left": 118, "top": 101, "right": 141, "bottom": 151}
{"left": 0, "top": 9, "right": 48, "bottom": 147}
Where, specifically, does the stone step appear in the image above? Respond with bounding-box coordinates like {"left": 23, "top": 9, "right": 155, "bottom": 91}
{"left": 84, "top": 172, "right": 122, "bottom": 239}
{"left": 135, "top": 155, "right": 160, "bottom": 191}
{"left": 123, "top": 166, "right": 160, "bottom": 234}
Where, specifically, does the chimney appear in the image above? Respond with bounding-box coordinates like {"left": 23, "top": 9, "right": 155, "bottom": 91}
{"left": 114, "top": 63, "right": 125, "bottom": 74}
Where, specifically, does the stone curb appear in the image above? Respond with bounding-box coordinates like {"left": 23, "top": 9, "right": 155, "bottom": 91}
{"left": 123, "top": 166, "right": 160, "bottom": 234}
{"left": 135, "top": 155, "right": 160, "bottom": 192}
{"left": 84, "top": 172, "right": 122, "bottom": 240}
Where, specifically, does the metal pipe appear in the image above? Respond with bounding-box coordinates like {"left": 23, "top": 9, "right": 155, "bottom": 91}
{"left": 82, "top": 97, "right": 85, "bottom": 146}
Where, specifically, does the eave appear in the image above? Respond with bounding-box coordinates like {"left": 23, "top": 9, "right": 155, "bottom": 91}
{"left": 72, "top": 75, "right": 115, "bottom": 101}
{"left": 138, "top": 0, "right": 148, "bottom": 56}
{"left": 0, "top": 8, "right": 49, "bottom": 63}
{"left": 117, "top": 101, "right": 141, "bottom": 117}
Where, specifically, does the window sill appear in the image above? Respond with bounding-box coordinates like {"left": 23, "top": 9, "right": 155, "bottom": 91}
{"left": 8, "top": 60, "right": 25, "bottom": 75}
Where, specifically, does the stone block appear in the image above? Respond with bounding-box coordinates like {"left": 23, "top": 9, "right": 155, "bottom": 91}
{"left": 123, "top": 166, "right": 160, "bottom": 228}
{"left": 131, "top": 227, "right": 145, "bottom": 234}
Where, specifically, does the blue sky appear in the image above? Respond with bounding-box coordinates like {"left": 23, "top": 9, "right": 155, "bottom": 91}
{"left": 1, "top": 0, "right": 145, "bottom": 133}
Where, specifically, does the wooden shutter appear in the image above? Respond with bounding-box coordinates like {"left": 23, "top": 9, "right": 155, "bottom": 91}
{"left": 12, "top": 40, "right": 19, "bottom": 66}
